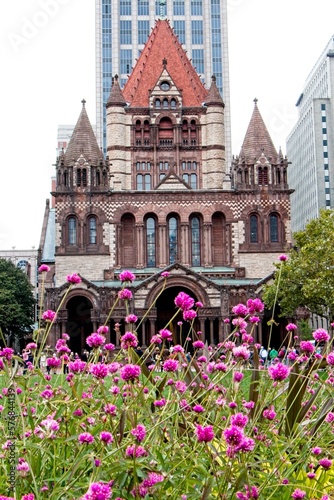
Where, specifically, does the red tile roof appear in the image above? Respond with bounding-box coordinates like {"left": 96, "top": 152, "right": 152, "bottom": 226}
{"left": 123, "top": 20, "right": 208, "bottom": 107}
{"left": 240, "top": 99, "right": 277, "bottom": 161}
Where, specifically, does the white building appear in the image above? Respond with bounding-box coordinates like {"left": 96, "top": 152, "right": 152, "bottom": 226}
{"left": 287, "top": 36, "right": 334, "bottom": 232}
{"left": 95, "top": 0, "right": 231, "bottom": 167}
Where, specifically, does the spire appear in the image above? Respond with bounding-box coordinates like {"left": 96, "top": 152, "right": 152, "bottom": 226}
{"left": 106, "top": 75, "right": 127, "bottom": 108}
{"left": 123, "top": 20, "right": 207, "bottom": 107}
{"left": 205, "top": 75, "right": 224, "bottom": 107}
{"left": 64, "top": 101, "right": 104, "bottom": 166}
{"left": 239, "top": 99, "right": 277, "bottom": 161}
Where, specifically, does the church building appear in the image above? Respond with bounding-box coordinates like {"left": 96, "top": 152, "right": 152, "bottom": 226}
{"left": 39, "top": 20, "right": 292, "bottom": 353}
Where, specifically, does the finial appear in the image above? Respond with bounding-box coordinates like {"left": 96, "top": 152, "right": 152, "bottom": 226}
{"left": 253, "top": 97, "right": 258, "bottom": 105}
{"left": 211, "top": 75, "right": 216, "bottom": 82}
{"left": 81, "top": 99, "right": 86, "bottom": 107}
{"left": 162, "top": 57, "right": 167, "bottom": 68}
{"left": 114, "top": 74, "right": 119, "bottom": 81}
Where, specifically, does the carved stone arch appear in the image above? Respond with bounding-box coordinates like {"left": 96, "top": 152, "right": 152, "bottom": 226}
{"left": 156, "top": 113, "right": 178, "bottom": 126}
{"left": 62, "top": 288, "right": 99, "bottom": 310}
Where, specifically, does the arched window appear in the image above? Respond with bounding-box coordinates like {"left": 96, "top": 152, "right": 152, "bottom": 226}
{"left": 250, "top": 214, "right": 258, "bottom": 243}
{"left": 68, "top": 217, "right": 77, "bottom": 245}
{"left": 88, "top": 217, "right": 97, "bottom": 244}
{"left": 212, "top": 213, "right": 226, "bottom": 265}
{"left": 155, "top": 99, "right": 161, "bottom": 108}
{"left": 191, "top": 216, "right": 201, "bottom": 266}
{"left": 168, "top": 217, "right": 178, "bottom": 264}
{"left": 64, "top": 170, "right": 67, "bottom": 186}
{"left": 158, "top": 117, "right": 173, "bottom": 146}
{"left": 171, "top": 98, "right": 176, "bottom": 108}
{"left": 270, "top": 213, "right": 279, "bottom": 242}
{"left": 163, "top": 98, "right": 168, "bottom": 108}
{"left": 146, "top": 217, "right": 156, "bottom": 267}
{"left": 190, "top": 173, "right": 197, "bottom": 189}
{"left": 121, "top": 214, "right": 135, "bottom": 267}
{"left": 258, "top": 167, "right": 268, "bottom": 185}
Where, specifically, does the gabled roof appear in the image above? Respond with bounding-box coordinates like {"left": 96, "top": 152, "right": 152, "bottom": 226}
{"left": 155, "top": 170, "right": 191, "bottom": 190}
{"left": 239, "top": 99, "right": 277, "bottom": 162}
{"left": 122, "top": 20, "right": 208, "bottom": 107}
{"left": 64, "top": 100, "right": 104, "bottom": 166}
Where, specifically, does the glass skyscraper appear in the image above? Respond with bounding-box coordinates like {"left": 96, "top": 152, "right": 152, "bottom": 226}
{"left": 95, "top": 0, "right": 231, "bottom": 166}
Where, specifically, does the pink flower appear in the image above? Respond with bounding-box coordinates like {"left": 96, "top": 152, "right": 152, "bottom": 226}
{"left": 46, "top": 357, "right": 61, "bottom": 368}
{"left": 312, "top": 446, "right": 322, "bottom": 455}
{"left": 327, "top": 352, "right": 334, "bottom": 365}
{"left": 86, "top": 333, "right": 106, "bottom": 349}
{"left": 154, "top": 398, "right": 166, "bottom": 407}
{"left": 78, "top": 432, "right": 94, "bottom": 444}
{"left": 118, "top": 289, "right": 133, "bottom": 300}
{"left": 104, "top": 343, "right": 115, "bottom": 351}
{"left": 159, "top": 328, "right": 173, "bottom": 339}
{"left": 68, "top": 359, "right": 86, "bottom": 373}
{"left": 232, "top": 304, "right": 249, "bottom": 316}
{"left": 174, "top": 292, "right": 195, "bottom": 311}
{"left": 119, "top": 270, "right": 135, "bottom": 282}
{"left": 120, "top": 364, "right": 141, "bottom": 381}
{"left": 325, "top": 412, "right": 334, "bottom": 423}
{"left": 142, "top": 472, "right": 164, "bottom": 488}
{"left": 161, "top": 271, "right": 170, "bottom": 278}
{"left": 80, "top": 482, "right": 112, "bottom": 500}
{"left": 97, "top": 326, "right": 109, "bottom": 334}
{"left": 231, "top": 413, "right": 248, "bottom": 428}
{"left": 223, "top": 425, "right": 244, "bottom": 446}
{"left": 247, "top": 298, "right": 264, "bottom": 313}
{"left": 100, "top": 431, "right": 113, "bottom": 445}
{"left": 195, "top": 424, "right": 214, "bottom": 442}
{"left": 125, "top": 314, "right": 138, "bottom": 324}
{"left": 195, "top": 301, "right": 203, "bottom": 308}
{"left": 263, "top": 405, "right": 276, "bottom": 420}
{"left": 183, "top": 309, "right": 197, "bottom": 321}
{"left": 150, "top": 335, "right": 162, "bottom": 345}
{"left": 38, "top": 264, "right": 50, "bottom": 273}
{"left": 131, "top": 424, "right": 146, "bottom": 442}
{"left": 42, "top": 310, "right": 56, "bottom": 322}
{"left": 291, "top": 489, "right": 306, "bottom": 499}
{"left": 125, "top": 445, "right": 148, "bottom": 458}
{"left": 193, "top": 404, "right": 205, "bottom": 413}
{"left": 162, "top": 359, "right": 179, "bottom": 372}
{"left": 300, "top": 340, "right": 315, "bottom": 354}
{"left": 0, "top": 348, "right": 14, "bottom": 361}
{"left": 17, "top": 458, "right": 30, "bottom": 476}
{"left": 232, "top": 346, "right": 250, "bottom": 360}
{"left": 90, "top": 363, "right": 109, "bottom": 379}
{"left": 268, "top": 362, "right": 290, "bottom": 381}
{"left": 313, "top": 328, "right": 330, "bottom": 343}
{"left": 279, "top": 254, "right": 288, "bottom": 261}
{"left": 121, "top": 332, "right": 138, "bottom": 349}
{"left": 193, "top": 340, "right": 204, "bottom": 349}
{"left": 319, "top": 458, "right": 332, "bottom": 470}
{"left": 286, "top": 323, "right": 297, "bottom": 331}
{"left": 66, "top": 273, "right": 81, "bottom": 284}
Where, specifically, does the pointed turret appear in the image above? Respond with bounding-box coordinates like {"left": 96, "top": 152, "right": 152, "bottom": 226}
{"left": 106, "top": 75, "right": 127, "bottom": 108}
{"left": 239, "top": 98, "right": 277, "bottom": 162}
{"left": 64, "top": 100, "right": 104, "bottom": 166}
{"left": 205, "top": 75, "right": 224, "bottom": 107}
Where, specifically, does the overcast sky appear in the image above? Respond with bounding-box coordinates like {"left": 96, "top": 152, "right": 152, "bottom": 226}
{"left": 1, "top": 0, "right": 333, "bottom": 250}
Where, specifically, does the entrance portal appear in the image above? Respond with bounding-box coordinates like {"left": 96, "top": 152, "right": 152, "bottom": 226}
{"left": 66, "top": 296, "right": 93, "bottom": 355}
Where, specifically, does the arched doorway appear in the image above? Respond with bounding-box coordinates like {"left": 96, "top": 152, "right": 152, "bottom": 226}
{"left": 66, "top": 296, "right": 93, "bottom": 356}
{"left": 155, "top": 286, "right": 199, "bottom": 348}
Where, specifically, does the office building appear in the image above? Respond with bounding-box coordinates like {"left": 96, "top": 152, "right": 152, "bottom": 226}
{"left": 287, "top": 36, "right": 334, "bottom": 232}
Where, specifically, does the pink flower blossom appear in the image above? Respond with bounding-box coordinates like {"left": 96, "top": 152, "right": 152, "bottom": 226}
{"left": 268, "top": 362, "right": 290, "bottom": 381}
{"left": 121, "top": 332, "right": 138, "bottom": 349}
{"left": 150, "top": 335, "right": 162, "bottom": 345}
{"left": 125, "top": 314, "right": 138, "bottom": 324}
{"left": 0, "top": 348, "right": 14, "bottom": 361}
{"left": 247, "top": 298, "right": 264, "bottom": 313}
{"left": 319, "top": 458, "right": 332, "bottom": 469}
{"left": 286, "top": 323, "right": 297, "bottom": 331}
{"left": 159, "top": 328, "right": 173, "bottom": 339}
{"left": 174, "top": 291, "right": 195, "bottom": 311}
{"left": 125, "top": 445, "right": 148, "bottom": 458}
{"left": 69, "top": 359, "right": 86, "bottom": 373}
{"left": 100, "top": 431, "right": 113, "bottom": 445}
{"left": 327, "top": 352, "right": 334, "bottom": 365}
{"left": 325, "top": 412, "right": 334, "bottom": 423}
{"left": 42, "top": 310, "right": 56, "bottom": 322}
{"left": 300, "top": 340, "right": 315, "bottom": 354}
{"left": 97, "top": 325, "right": 109, "bottom": 334}
{"left": 162, "top": 359, "right": 179, "bottom": 372}
{"left": 80, "top": 482, "right": 112, "bottom": 500}
{"left": 183, "top": 309, "right": 197, "bottom": 321}
{"left": 161, "top": 271, "right": 170, "bottom": 278}
{"left": 142, "top": 472, "right": 164, "bottom": 488}
{"left": 232, "top": 346, "right": 250, "bottom": 360}
{"left": 312, "top": 446, "right": 322, "bottom": 455}
{"left": 232, "top": 303, "right": 249, "bottom": 316}
{"left": 154, "top": 398, "right": 166, "bottom": 407}
{"left": 119, "top": 270, "right": 136, "bottom": 282}
{"left": 291, "top": 489, "right": 306, "bottom": 499}
{"left": 86, "top": 333, "right": 106, "bottom": 349}
{"left": 193, "top": 340, "right": 204, "bottom": 349}
{"left": 231, "top": 413, "right": 248, "bottom": 428}
{"left": 120, "top": 364, "right": 141, "bottom": 381}
{"left": 66, "top": 273, "right": 81, "bottom": 284}
{"left": 46, "top": 357, "right": 61, "bottom": 369}
{"left": 313, "top": 328, "right": 330, "bottom": 343}
{"left": 195, "top": 424, "right": 214, "bottom": 442}
{"left": 263, "top": 405, "right": 276, "bottom": 420}
{"left": 223, "top": 425, "right": 244, "bottom": 446}
{"left": 195, "top": 301, "right": 203, "bottom": 308}
{"left": 104, "top": 343, "right": 115, "bottom": 351}
{"left": 38, "top": 264, "right": 50, "bottom": 273}
{"left": 131, "top": 424, "right": 146, "bottom": 442}
{"left": 279, "top": 254, "right": 288, "bottom": 261}
{"left": 90, "top": 363, "right": 109, "bottom": 379}
{"left": 193, "top": 404, "right": 205, "bottom": 413}
{"left": 78, "top": 432, "right": 94, "bottom": 444}
{"left": 118, "top": 289, "right": 133, "bottom": 300}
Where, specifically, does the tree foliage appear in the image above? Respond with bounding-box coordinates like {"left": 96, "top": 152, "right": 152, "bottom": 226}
{"left": 263, "top": 209, "right": 334, "bottom": 319}
{"left": 0, "top": 257, "right": 35, "bottom": 340}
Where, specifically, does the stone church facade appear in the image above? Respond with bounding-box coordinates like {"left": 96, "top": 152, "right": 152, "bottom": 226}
{"left": 39, "top": 20, "right": 292, "bottom": 354}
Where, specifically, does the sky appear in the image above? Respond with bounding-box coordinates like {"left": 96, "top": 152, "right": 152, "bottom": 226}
{"left": 0, "top": 0, "right": 333, "bottom": 250}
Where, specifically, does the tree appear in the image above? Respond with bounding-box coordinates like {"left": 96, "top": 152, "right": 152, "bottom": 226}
{"left": 263, "top": 209, "right": 334, "bottom": 320}
{"left": 0, "top": 258, "right": 35, "bottom": 344}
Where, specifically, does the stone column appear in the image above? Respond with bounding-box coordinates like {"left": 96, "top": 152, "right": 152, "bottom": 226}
{"left": 203, "top": 222, "right": 213, "bottom": 267}
{"left": 159, "top": 224, "right": 167, "bottom": 267}
{"left": 181, "top": 223, "right": 190, "bottom": 265}
{"left": 136, "top": 224, "right": 144, "bottom": 268}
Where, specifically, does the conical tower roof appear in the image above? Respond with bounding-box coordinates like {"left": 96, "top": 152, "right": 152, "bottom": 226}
{"left": 64, "top": 100, "right": 104, "bottom": 165}
{"left": 239, "top": 99, "right": 277, "bottom": 161}
{"left": 205, "top": 75, "right": 224, "bottom": 106}
{"left": 107, "top": 75, "right": 127, "bottom": 107}
{"left": 123, "top": 19, "right": 208, "bottom": 107}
